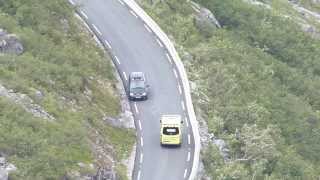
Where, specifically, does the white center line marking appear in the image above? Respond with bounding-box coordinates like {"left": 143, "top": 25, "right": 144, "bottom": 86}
{"left": 117, "top": 0, "right": 124, "bottom": 5}
{"left": 123, "top": 72, "right": 127, "bottom": 81}
{"left": 166, "top": 53, "right": 173, "bottom": 64}
{"left": 114, "top": 56, "right": 121, "bottom": 65}
{"left": 140, "top": 153, "right": 144, "bottom": 163}
{"left": 138, "top": 120, "right": 142, "bottom": 130}
{"left": 92, "top": 24, "right": 102, "bottom": 35}
{"left": 80, "top": 10, "right": 88, "bottom": 19}
{"left": 134, "top": 103, "right": 139, "bottom": 114}
{"left": 183, "top": 168, "right": 188, "bottom": 179}
{"left": 185, "top": 117, "right": 189, "bottom": 127}
{"left": 187, "top": 151, "right": 191, "bottom": 162}
{"left": 141, "top": 137, "right": 144, "bottom": 147}
{"left": 69, "top": 0, "right": 75, "bottom": 5}
{"left": 178, "top": 84, "right": 182, "bottom": 94}
{"left": 156, "top": 39, "right": 163, "bottom": 47}
{"left": 188, "top": 134, "right": 191, "bottom": 145}
{"left": 130, "top": 10, "right": 138, "bottom": 18}
{"left": 104, "top": 40, "right": 112, "bottom": 49}
{"left": 181, "top": 101, "right": 185, "bottom": 111}
{"left": 144, "top": 24, "right": 152, "bottom": 33}
{"left": 173, "top": 69, "right": 178, "bottom": 78}
{"left": 137, "top": 170, "right": 141, "bottom": 180}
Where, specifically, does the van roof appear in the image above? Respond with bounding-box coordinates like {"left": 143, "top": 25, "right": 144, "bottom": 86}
{"left": 161, "top": 115, "right": 181, "bottom": 124}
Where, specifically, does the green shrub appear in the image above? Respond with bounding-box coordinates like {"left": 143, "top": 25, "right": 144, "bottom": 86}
{"left": 140, "top": 0, "right": 320, "bottom": 178}
{"left": 0, "top": 0, "right": 134, "bottom": 178}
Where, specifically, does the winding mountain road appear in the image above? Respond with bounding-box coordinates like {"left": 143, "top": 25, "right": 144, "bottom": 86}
{"left": 71, "top": 0, "right": 196, "bottom": 179}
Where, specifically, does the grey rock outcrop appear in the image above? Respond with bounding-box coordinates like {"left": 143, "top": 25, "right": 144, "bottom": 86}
{"left": 0, "top": 28, "right": 24, "bottom": 55}
{"left": 289, "top": 1, "right": 320, "bottom": 38}
{"left": 244, "top": 0, "right": 271, "bottom": 9}
{"left": 197, "top": 7, "right": 221, "bottom": 28}
{"left": 0, "top": 156, "right": 16, "bottom": 180}
{"left": 196, "top": 107, "right": 230, "bottom": 179}
{"left": 0, "top": 84, "right": 55, "bottom": 121}
{"left": 95, "top": 168, "right": 117, "bottom": 180}
{"left": 103, "top": 65, "right": 135, "bottom": 129}
{"left": 34, "top": 90, "right": 45, "bottom": 101}
{"left": 212, "top": 138, "right": 230, "bottom": 161}
{"left": 0, "top": 169, "right": 8, "bottom": 180}
{"left": 191, "top": 1, "right": 221, "bottom": 36}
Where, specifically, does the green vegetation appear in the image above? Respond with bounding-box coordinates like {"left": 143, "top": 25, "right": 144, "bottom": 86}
{"left": 139, "top": 0, "right": 320, "bottom": 179}
{"left": 0, "top": 0, "right": 134, "bottom": 179}
{"left": 298, "top": 0, "right": 320, "bottom": 12}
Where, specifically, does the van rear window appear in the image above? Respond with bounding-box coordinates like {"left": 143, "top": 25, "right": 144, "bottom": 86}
{"left": 163, "top": 127, "right": 179, "bottom": 135}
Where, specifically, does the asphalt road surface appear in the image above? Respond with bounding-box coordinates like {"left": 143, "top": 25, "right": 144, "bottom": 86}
{"left": 73, "top": 0, "right": 195, "bottom": 179}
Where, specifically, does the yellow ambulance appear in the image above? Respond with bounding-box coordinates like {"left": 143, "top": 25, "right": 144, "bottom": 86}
{"left": 160, "top": 115, "right": 183, "bottom": 146}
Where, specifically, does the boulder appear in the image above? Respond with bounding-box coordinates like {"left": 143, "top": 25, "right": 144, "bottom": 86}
{"left": 0, "top": 28, "right": 24, "bottom": 55}
{"left": 34, "top": 90, "right": 45, "bottom": 101}
{"left": 0, "top": 156, "right": 16, "bottom": 180}
{"left": 0, "top": 157, "right": 5, "bottom": 167}
{"left": 96, "top": 168, "right": 117, "bottom": 180}
{"left": 197, "top": 7, "right": 221, "bottom": 28}
{"left": 212, "top": 138, "right": 230, "bottom": 161}
{"left": 0, "top": 169, "right": 8, "bottom": 180}
{"left": 194, "top": 6, "right": 221, "bottom": 37}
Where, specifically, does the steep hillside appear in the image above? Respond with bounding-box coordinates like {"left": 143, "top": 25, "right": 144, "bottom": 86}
{"left": 298, "top": 0, "right": 320, "bottom": 11}
{"left": 139, "top": 0, "right": 320, "bottom": 179}
{"left": 0, "top": 0, "right": 134, "bottom": 179}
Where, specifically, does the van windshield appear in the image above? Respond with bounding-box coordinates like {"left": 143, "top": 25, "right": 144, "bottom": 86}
{"left": 163, "top": 127, "right": 179, "bottom": 135}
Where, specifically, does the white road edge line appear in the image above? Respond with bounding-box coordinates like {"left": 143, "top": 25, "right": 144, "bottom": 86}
{"left": 137, "top": 170, "right": 141, "bottom": 180}
{"left": 156, "top": 39, "right": 163, "bottom": 47}
{"left": 181, "top": 101, "right": 185, "bottom": 111}
{"left": 80, "top": 10, "right": 88, "bottom": 19}
{"left": 166, "top": 53, "right": 173, "bottom": 64}
{"left": 173, "top": 69, "right": 178, "bottom": 78}
{"left": 178, "top": 84, "right": 182, "bottom": 94}
{"left": 117, "top": 0, "right": 125, "bottom": 5}
{"left": 120, "top": 1, "right": 201, "bottom": 179}
{"left": 92, "top": 24, "right": 102, "bottom": 35}
{"left": 123, "top": 71, "right": 127, "bottom": 81}
{"left": 184, "top": 168, "right": 188, "bottom": 179}
{"left": 187, "top": 151, "right": 191, "bottom": 162}
{"left": 130, "top": 10, "right": 138, "bottom": 18}
{"left": 188, "top": 134, "right": 191, "bottom": 145}
{"left": 104, "top": 40, "right": 112, "bottom": 49}
{"left": 185, "top": 117, "right": 189, "bottom": 127}
{"left": 114, "top": 55, "right": 121, "bottom": 65}
{"left": 138, "top": 120, "right": 142, "bottom": 130}
{"left": 134, "top": 103, "right": 139, "bottom": 114}
{"left": 140, "top": 153, "right": 144, "bottom": 163}
{"left": 144, "top": 24, "right": 152, "bottom": 33}
{"left": 68, "top": 0, "right": 75, "bottom": 5}
{"left": 141, "top": 137, "right": 144, "bottom": 147}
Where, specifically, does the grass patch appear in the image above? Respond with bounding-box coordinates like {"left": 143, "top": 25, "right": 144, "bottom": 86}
{"left": 0, "top": 0, "right": 134, "bottom": 179}
{"left": 115, "top": 164, "right": 129, "bottom": 180}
